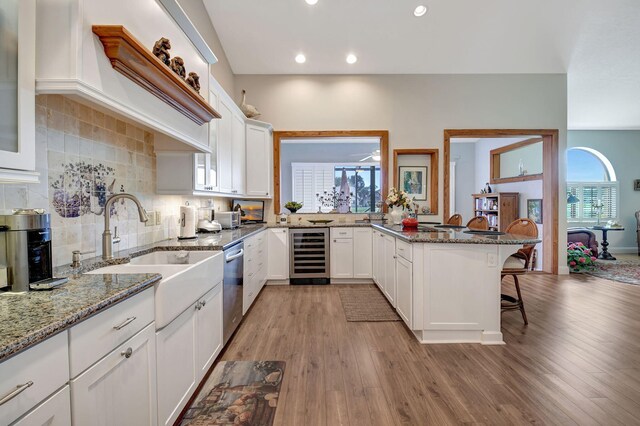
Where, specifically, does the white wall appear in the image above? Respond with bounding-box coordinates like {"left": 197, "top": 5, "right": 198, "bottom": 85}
{"left": 450, "top": 142, "right": 476, "bottom": 221}
{"left": 236, "top": 73, "right": 569, "bottom": 270}
{"left": 568, "top": 130, "right": 640, "bottom": 253}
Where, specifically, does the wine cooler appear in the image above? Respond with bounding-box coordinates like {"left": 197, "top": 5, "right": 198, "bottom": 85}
{"left": 289, "top": 228, "right": 330, "bottom": 284}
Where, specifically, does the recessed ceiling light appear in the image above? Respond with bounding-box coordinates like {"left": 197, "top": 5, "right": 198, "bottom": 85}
{"left": 295, "top": 54, "right": 306, "bottom": 64}
{"left": 346, "top": 54, "right": 358, "bottom": 64}
{"left": 414, "top": 5, "right": 428, "bottom": 17}
{"left": 305, "top": 0, "right": 318, "bottom": 5}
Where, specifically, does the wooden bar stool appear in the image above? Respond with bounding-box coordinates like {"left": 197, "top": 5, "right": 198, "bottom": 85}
{"left": 446, "top": 214, "right": 463, "bottom": 226}
{"left": 466, "top": 216, "right": 489, "bottom": 230}
{"left": 501, "top": 218, "right": 538, "bottom": 325}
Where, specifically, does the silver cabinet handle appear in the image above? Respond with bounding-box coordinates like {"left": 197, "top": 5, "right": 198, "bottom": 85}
{"left": 195, "top": 301, "right": 202, "bottom": 310}
{"left": 121, "top": 347, "right": 133, "bottom": 358}
{"left": 201, "top": 299, "right": 206, "bottom": 307}
{"left": 0, "top": 381, "right": 33, "bottom": 406}
{"left": 113, "top": 316, "right": 136, "bottom": 330}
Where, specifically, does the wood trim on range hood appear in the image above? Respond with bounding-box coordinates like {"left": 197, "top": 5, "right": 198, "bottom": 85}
{"left": 92, "top": 25, "right": 221, "bottom": 125}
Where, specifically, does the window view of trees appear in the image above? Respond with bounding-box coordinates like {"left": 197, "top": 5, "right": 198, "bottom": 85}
{"left": 334, "top": 166, "right": 381, "bottom": 212}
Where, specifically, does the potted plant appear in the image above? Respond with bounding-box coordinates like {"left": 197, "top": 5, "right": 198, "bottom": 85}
{"left": 385, "top": 187, "right": 413, "bottom": 225}
{"left": 284, "top": 201, "right": 303, "bottom": 214}
{"left": 567, "top": 242, "right": 597, "bottom": 272}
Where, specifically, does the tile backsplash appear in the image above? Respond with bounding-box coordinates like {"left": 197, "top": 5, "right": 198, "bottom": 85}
{"left": 0, "top": 95, "right": 229, "bottom": 267}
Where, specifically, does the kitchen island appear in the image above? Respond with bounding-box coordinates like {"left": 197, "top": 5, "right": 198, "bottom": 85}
{"left": 370, "top": 223, "right": 540, "bottom": 345}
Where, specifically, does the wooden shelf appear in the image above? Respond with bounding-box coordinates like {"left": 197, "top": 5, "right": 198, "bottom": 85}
{"left": 472, "top": 192, "right": 519, "bottom": 231}
{"left": 92, "top": 25, "right": 221, "bottom": 125}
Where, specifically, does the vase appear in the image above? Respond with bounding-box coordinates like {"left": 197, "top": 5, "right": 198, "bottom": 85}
{"left": 389, "top": 206, "right": 404, "bottom": 225}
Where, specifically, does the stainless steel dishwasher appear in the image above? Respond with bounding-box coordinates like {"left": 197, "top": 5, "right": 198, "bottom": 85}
{"left": 223, "top": 241, "right": 244, "bottom": 344}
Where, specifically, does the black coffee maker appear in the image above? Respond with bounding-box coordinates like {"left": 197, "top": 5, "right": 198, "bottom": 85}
{"left": 0, "top": 211, "right": 53, "bottom": 292}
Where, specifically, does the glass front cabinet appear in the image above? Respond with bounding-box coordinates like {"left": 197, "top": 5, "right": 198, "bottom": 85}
{"left": 0, "top": 0, "right": 37, "bottom": 182}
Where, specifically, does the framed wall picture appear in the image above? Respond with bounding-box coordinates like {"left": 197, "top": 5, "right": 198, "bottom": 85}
{"left": 634, "top": 179, "right": 640, "bottom": 191}
{"left": 527, "top": 199, "right": 543, "bottom": 224}
{"left": 399, "top": 166, "right": 428, "bottom": 201}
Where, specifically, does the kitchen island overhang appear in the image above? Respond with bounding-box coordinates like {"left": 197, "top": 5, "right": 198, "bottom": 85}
{"left": 371, "top": 224, "right": 540, "bottom": 345}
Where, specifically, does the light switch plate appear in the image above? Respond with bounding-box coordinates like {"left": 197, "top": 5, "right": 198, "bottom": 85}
{"left": 155, "top": 211, "right": 162, "bottom": 225}
{"left": 487, "top": 253, "right": 498, "bottom": 267}
{"left": 145, "top": 211, "right": 156, "bottom": 227}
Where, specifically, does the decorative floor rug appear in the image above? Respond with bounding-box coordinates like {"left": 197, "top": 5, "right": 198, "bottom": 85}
{"left": 338, "top": 286, "right": 401, "bottom": 322}
{"left": 180, "top": 360, "right": 285, "bottom": 426}
{"left": 586, "top": 258, "right": 640, "bottom": 285}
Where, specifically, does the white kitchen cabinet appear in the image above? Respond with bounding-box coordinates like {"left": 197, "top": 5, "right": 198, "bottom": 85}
{"left": 217, "top": 97, "right": 234, "bottom": 194}
{"left": 12, "top": 386, "right": 71, "bottom": 426}
{"left": 232, "top": 113, "right": 246, "bottom": 195}
{"left": 0, "top": 332, "right": 69, "bottom": 425}
{"left": 330, "top": 238, "right": 354, "bottom": 278}
{"left": 0, "top": 0, "right": 37, "bottom": 183}
{"left": 353, "top": 228, "right": 373, "bottom": 278}
{"left": 267, "top": 228, "right": 289, "bottom": 281}
{"left": 372, "top": 230, "right": 383, "bottom": 288}
{"left": 383, "top": 234, "right": 397, "bottom": 307}
{"left": 244, "top": 231, "right": 268, "bottom": 312}
{"left": 70, "top": 323, "right": 157, "bottom": 426}
{"left": 196, "top": 283, "right": 223, "bottom": 381}
{"left": 396, "top": 255, "right": 413, "bottom": 327}
{"left": 245, "top": 121, "right": 273, "bottom": 197}
{"left": 156, "top": 304, "right": 197, "bottom": 426}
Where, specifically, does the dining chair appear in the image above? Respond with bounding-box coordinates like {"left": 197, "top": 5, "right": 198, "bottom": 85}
{"left": 446, "top": 214, "right": 463, "bottom": 226}
{"left": 466, "top": 216, "right": 489, "bottom": 230}
{"left": 501, "top": 218, "right": 538, "bottom": 325}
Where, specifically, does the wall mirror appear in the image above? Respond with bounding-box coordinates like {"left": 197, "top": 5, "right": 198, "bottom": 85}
{"left": 490, "top": 138, "right": 543, "bottom": 183}
{"left": 393, "top": 149, "right": 439, "bottom": 215}
{"left": 273, "top": 131, "right": 389, "bottom": 215}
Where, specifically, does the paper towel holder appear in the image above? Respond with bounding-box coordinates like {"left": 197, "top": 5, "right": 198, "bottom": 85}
{"left": 178, "top": 201, "right": 198, "bottom": 240}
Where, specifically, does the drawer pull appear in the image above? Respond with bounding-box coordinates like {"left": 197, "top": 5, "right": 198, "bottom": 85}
{"left": 201, "top": 299, "right": 206, "bottom": 308}
{"left": 195, "top": 301, "right": 202, "bottom": 310}
{"left": 121, "top": 347, "right": 133, "bottom": 359}
{"left": 0, "top": 381, "right": 33, "bottom": 406}
{"left": 113, "top": 316, "right": 136, "bottom": 330}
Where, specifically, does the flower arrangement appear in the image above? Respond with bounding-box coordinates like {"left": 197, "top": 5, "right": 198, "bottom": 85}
{"left": 567, "top": 242, "right": 597, "bottom": 272}
{"left": 316, "top": 187, "right": 353, "bottom": 213}
{"left": 386, "top": 187, "right": 413, "bottom": 209}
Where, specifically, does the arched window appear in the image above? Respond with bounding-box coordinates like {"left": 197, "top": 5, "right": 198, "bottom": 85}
{"left": 567, "top": 147, "right": 618, "bottom": 222}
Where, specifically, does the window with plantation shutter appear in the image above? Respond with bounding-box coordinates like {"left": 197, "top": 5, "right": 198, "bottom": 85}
{"left": 567, "top": 147, "right": 618, "bottom": 224}
{"left": 291, "top": 163, "right": 334, "bottom": 213}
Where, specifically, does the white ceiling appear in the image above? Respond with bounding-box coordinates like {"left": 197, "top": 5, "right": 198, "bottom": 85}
{"left": 202, "top": 0, "right": 640, "bottom": 129}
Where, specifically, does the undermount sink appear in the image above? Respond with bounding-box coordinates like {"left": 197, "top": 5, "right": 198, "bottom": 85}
{"left": 86, "top": 251, "right": 224, "bottom": 329}
{"left": 129, "top": 251, "right": 214, "bottom": 265}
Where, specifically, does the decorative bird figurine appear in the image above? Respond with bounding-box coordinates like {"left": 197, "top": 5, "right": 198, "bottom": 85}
{"left": 240, "top": 89, "right": 261, "bottom": 119}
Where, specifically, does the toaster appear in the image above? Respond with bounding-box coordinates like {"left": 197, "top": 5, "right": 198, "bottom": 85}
{"left": 215, "top": 211, "right": 240, "bottom": 229}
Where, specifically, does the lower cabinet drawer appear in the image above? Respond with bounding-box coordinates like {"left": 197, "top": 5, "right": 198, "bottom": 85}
{"left": 68, "top": 287, "right": 154, "bottom": 378}
{"left": 70, "top": 323, "right": 157, "bottom": 426}
{"left": 396, "top": 239, "right": 413, "bottom": 262}
{"left": 0, "top": 332, "right": 69, "bottom": 425}
{"left": 12, "top": 385, "right": 71, "bottom": 426}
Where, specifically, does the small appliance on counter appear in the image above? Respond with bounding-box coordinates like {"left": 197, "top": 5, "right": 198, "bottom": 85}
{"left": 197, "top": 206, "right": 222, "bottom": 233}
{"left": 0, "top": 210, "right": 68, "bottom": 292}
{"left": 231, "top": 199, "right": 265, "bottom": 224}
{"left": 178, "top": 203, "right": 197, "bottom": 240}
{"left": 215, "top": 211, "right": 240, "bottom": 229}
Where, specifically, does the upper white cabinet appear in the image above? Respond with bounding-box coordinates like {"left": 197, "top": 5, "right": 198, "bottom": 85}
{"left": 245, "top": 121, "right": 273, "bottom": 197}
{"left": 217, "top": 96, "right": 234, "bottom": 194}
{"left": 36, "top": 0, "right": 211, "bottom": 150}
{"left": 231, "top": 112, "right": 246, "bottom": 195}
{"left": 0, "top": 0, "right": 38, "bottom": 183}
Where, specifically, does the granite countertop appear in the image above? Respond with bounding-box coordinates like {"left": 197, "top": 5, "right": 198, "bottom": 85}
{"left": 371, "top": 224, "right": 541, "bottom": 245}
{"left": 0, "top": 224, "right": 268, "bottom": 363}
{"left": 0, "top": 273, "right": 160, "bottom": 362}
{"left": 268, "top": 220, "right": 386, "bottom": 228}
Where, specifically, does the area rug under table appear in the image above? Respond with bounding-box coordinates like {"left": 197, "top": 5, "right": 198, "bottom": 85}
{"left": 180, "top": 360, "right": 285, "bottom": 426}
{"left": 586, "top": 258, "right": 640, "bottom": 285}
{"left": 338, "top": 286, "right": 401, "bottom": 322}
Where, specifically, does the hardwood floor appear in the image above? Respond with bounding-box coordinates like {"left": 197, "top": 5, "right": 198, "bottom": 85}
{"left": 219, "top": 275, "right": 640, "bottom": 425}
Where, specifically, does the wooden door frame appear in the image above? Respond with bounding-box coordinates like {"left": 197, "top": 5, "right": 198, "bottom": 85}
{"left": 443, "top": 129, "right": 559, "bottom": 274}
{"left": 393, "top": 149, "right": 439, "bottom": 214}
{"left": 272, "top": 130, "right": 389, "bottom": 215}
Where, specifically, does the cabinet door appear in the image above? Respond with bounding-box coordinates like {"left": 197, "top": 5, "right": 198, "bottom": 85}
{"left": 353, "top": 228, "right": 373, "bottom": 278}
{"left": 196, "top": 283, "right": 223, "bottom": 381}
{"left": 217, "top": 98, "right": 234, "bottom": 194}
{"left": 267, "top": 229, "right": 289, "bottom": 280}
{"left": 231, "top": 113, "right": 246, "bottom": 195}
{"left": 156, "top": 306, "right": 197, "bottom": 426}
{"left": 383, "top": 235, "right": 397, "bottom": 306}
{"left": 330, "top": 238, "right": 354, "bottom": 278}
{"left": 245, "top": 124, "right": 271, "bottom": 197}
{"left": 70, "top": 324, "right": 157, "bottom": 426}
{"left": 0, "top": 0, "right": 35, "bottom": 173}
{"left": 12, "top": 385, "right": 71, "bottom": 426}
{"left": 372, "top": 231, "right": 381, "bottom": 287}
{"left": 208, "top": 86, "right": 220, "bottom": 190}
{"left": 396, "top": 256, "right": 413, "bottom": 327}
